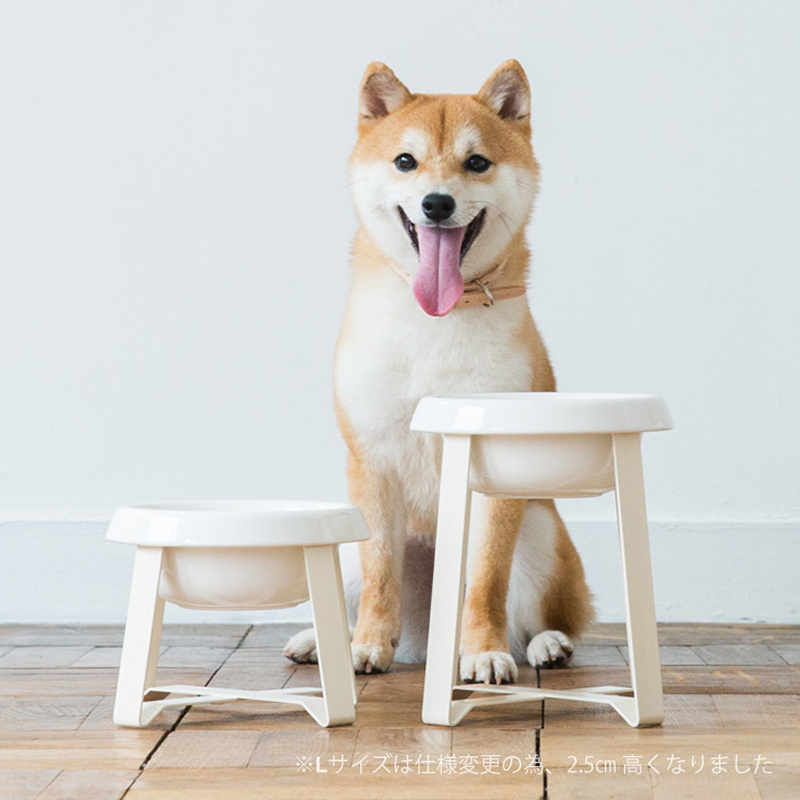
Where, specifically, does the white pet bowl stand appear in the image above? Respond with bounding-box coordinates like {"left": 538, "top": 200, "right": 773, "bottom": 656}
{"left": 410, "top": 393, "right": 673, "bottom": 728}
{"left": 107, "top": 501, "right": 370, "bottom": 728}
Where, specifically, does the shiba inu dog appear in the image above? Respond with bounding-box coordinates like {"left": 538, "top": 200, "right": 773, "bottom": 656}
{"left": 285, "top": 60, "right": 593, "bottom": 684}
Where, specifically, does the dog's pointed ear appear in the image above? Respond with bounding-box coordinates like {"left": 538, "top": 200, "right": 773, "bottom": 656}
{"left": 358, "top": 62, "right": 412, "bottom": 124}
{"left": 477, "top": 60, "right": 530, "bottom": 127}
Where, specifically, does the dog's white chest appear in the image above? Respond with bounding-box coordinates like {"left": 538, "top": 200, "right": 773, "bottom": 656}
{"left": 335, "top": 281, "right": 533, "bottom": 516}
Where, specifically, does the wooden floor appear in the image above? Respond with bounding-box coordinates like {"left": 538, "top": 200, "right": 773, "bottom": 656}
{"left": 0, "top": 623, "right": 798, "bottom": 799}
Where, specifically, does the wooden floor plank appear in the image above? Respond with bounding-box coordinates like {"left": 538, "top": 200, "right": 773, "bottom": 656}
{"left": 692, "top": 645, "right": 787, "bottom": 666}
{"left": 126, "top": 766, "right": 544, "bottom": 799}
{"left": 179, "top": 700, "right": 318, "bottom": 731}
{"left": 248, "top": 728, "right": 359, "bottom": 768}
{"left": 0, "top": 730, "right": 162, "bottom": 770}
{"left": 70, "top": 647, "right": 166, "bottom": 669}
{"left": 452, "top": 728, "right": 539, "bottom": 757}
{"left": 619, "top": 645, "right": 707, "bottom": 665}
{"left": 455, "top": 698, "right": 543, "bottom": 729}
{"left": 580, "top": 623, "right": 628, "bottom": 645}
{"left": 661, "top": 694, "right": 725, "bottom": 730}
{"left": 0, "top": 626, "right": 125, "bottom": 647}
{"left": 146, "top": 730, "right": 262, "bottom": 769}
{"left": 354, "top": 666, "right": 425, "bottom": 702}
{"left": 545, "top": 694, "right": 724, "bottom": 732}
{"left": 583, "top": 623, "right": 800, "bottom": 647}
{"left": 651, "top": 768, "right": 762, "bottom": 799}
{"left": 543, "top": 698, "right": 621, "bottom": 731}
{"left": 0, "top": 668, "right": 217, "bottom": 697}
{"left": 0, "top": 624, "right": 249, "bottom": 649}
{"left": 352, "top": 727, "right": 451, "bottom": 759}
{"left": 0, "top": 769, "right": 59, "bottom": 800}
{"left": 0, "top": 647, "right": 94, "bottom": 669}
{"left": 539, "top": 664, "right": 800, "bottom": 694}
{"left": 207, "top": 664, "right": 297, "bottom": 692}
{"left": 156, "top": 646, "right": 234, "bottom": 671}
{"left": 539, "top": 729, "right": 800, "bottom": 769}
{"left": 281, "top": 664, "right": 372, "bottom": 698}
{"left": 753, "top": 764, "right": 800, "bottom": 799}
{"left": 0, "top": 623, "right": 796, "bottom": 799}
{"left": 0, "top": 696, "right": 101, "bottom": 731}
{"left": 712, "top": 694, "right": 800, "bottom": 729}
{"left": 349, "top": 701, "right": 431, "bottom": 730}
{"left": 653, "top": 625, "right": 800, "bottom": 646}
{"left": 765, "top": 644, "right": 800, "bottom": 665}
{"left": 240, "top": 624, "right": 306, "bottom": 649}
{"left": 545, "top": 766, "right": 652, "bottom": 799}
{"left": 36, "top": 769, "right": 140, "bottom": 800}
{"left": 156, "top": 625, "right": 252, "bottom": 649}
{"left": 79, "top": 695, "right": 182, "bottom": 731}
{"left": 214, "top": 647, "right": 294, "bottom": 669}
{"left": 571, "top": 645, "right": 627, "bottom": 666}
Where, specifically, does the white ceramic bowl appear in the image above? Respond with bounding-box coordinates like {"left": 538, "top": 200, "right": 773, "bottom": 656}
{"left": 107, "top": 500, "right": 370, "bottom": 610}
{"left": 410, "top": 393, "right": 673, "bottom": 499}
{"left": 157, "top": 546, "right": 310, "bottom": 610}
{"left": 468, "top": 432, "right": 616, "bottom": 498}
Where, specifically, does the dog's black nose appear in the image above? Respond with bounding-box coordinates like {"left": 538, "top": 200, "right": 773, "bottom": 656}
{"left": 421, "top": 193, "right": 456, "bottom": 222}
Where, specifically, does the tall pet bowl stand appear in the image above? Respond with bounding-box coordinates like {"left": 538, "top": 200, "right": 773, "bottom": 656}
{"left": 411, "top": 393, "right": 673, "bottom": 728}
{"left": 107, "top": 500, "right": 369, "bottom": 728}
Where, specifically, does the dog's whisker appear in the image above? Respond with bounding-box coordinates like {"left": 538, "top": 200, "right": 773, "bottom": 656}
{"left": 474, "top": 199, "right": 514, "bottom": 238}
{"left": 515, "top": 180, "right": 538, "bottom": 196}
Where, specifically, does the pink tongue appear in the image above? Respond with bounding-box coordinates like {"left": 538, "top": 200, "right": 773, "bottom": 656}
{"left": 413, "top": 225, "right": 467, "bottom": 316}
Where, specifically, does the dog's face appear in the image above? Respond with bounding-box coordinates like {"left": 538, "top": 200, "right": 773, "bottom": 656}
{"left": 349, "top": 60, "right": 539, "bottom": 316}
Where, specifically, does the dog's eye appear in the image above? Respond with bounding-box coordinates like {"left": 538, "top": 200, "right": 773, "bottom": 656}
{"left": 394, "top": 153, "right": 418, "bottom": 172}
{"left": 465, "top": 154, "right": 492, "bottom": 173}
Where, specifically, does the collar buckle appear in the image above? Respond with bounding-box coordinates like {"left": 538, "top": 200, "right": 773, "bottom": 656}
{"left": 472, "top": 279, "right": 495, "bottom": 307}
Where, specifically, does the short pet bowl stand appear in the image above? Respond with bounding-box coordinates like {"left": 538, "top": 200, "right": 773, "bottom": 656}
{"left": 107, "top": 501, "right": 369, "bottom": 728}
{"left": 410, "top": 393, "right": 673, "bottom": 728}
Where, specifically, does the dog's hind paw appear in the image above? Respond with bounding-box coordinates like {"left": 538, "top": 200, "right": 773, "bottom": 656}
{"left": 527, "top": 630, "right": 574, "bottom": 668}
{"left": 351, "top": 643, "right": 393, "bottom": 674}
{"left": 460, "top": 651, "right": 518, "bottom": 685}
{"left": 283, "top": 628, "right": 318, "bottom": 664}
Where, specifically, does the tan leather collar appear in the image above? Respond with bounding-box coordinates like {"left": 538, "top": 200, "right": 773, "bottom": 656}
{"left": 389, "top": 258, "right": 526, "bottom": 309}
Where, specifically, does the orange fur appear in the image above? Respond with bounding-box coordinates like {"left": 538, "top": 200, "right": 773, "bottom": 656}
{"left": 540, "top": 501, "right": 595, "bottom": 637}
{"left": 460, "top": 497, "right": 527, "bottom": 654}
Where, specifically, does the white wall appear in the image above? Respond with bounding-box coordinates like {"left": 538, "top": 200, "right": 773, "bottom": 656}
{"left": 1, "top": 1, "right": 799, "bottom": 623}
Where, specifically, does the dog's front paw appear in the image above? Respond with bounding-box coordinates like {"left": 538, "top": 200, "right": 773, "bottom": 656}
{"left": 283, "top": 628, "right": 318, "bottom": 664}
{"left": 351, "top": 642, "right": 394, "bottom": 674}
{"left": 460, "top": 651, "right": 518, "bottom": 685}
{"left": 527, "top": 630, "right": 574, "bottom": 668}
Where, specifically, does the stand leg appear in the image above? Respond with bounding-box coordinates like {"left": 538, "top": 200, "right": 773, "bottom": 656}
{"left": 114, "top": 546, "right": 166, "bottom": 727}
{"left": 422, "top": 434, "right": 473, "bottom": 726}
{"left": 333, "top": 546, "right": 358, "bottom": 706}
{"left": 612, "top": 433, "right": 664, "bottom": 727}
{"left": 304, "top": 544, "right": 356, "bottom": 726}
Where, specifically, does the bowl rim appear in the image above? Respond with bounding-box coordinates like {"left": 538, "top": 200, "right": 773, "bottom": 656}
{"left": 410, "top": 392, "right": 674, "bottom": 435}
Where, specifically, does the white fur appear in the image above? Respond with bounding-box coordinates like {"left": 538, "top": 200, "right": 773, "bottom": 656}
{"left": 460, "top": 651, "right": 518, "bottom": 684}
{"left": 400, "top": 127, "right": 431, "bottom": 160}
{"left": 453, "top": 124, "right": 482, "bottom": 159}
{"left": 528, "top": 630, "right": 574, "bottom": 667}
{"left": 335, "top": 280, "right": 534, "bottom": 520}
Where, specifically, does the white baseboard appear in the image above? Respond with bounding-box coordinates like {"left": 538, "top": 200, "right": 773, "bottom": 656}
{"left": 1, "top": 519, "right": 797, "bottom": 625}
